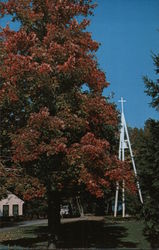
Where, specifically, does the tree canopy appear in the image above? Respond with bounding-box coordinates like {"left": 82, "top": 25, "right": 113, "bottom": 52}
{"left": 144, "top": 52, "right": 159, "bottom": 111}
{"left": 0, "top": 0, "right": 135, "bottom": 242}
{"left": 128, "top": 48, "right": 159, "bottom": 246}
{"left": 129, "top": 120, "right": 159, "bottom": 246}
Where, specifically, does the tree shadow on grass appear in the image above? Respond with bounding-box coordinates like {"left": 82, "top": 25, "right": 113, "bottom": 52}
{"left": 58, "top": 220, "right": 137, "bottom": 248}
{"left": 1, "top": 219, "right": 138, "bottom": 249}
{"left": 0, "top": 228, "right": 48, "bottom": 248}
{"left": 144, "top": 233, "right": 159, "bottom": 249}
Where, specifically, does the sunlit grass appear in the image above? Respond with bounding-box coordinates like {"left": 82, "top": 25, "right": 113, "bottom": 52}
{"left": 0, "top": 225, "right": 39, "bottom": 242}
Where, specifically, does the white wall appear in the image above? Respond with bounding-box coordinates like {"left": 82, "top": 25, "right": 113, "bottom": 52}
{"left": 0, "top": 193, "right": 24, "bottom": 217}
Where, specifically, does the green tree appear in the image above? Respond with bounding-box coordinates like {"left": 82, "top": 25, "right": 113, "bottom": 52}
{"left": 130, "top": 121, "right": 159, "bottom": 246}
{"left": 128, "top": 49, "right": 159, "bottom": 246}
{"left": 143, "top": 52, "right": 159, "bottom": 111}
{"left": 129, "top": 117, "right": 159, "bottom": 245}
{"left": 142, "top": 47, "right": 159, "bottom": 246}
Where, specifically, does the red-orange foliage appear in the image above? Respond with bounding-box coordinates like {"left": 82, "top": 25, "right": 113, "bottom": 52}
{"left": 12, "top": 108, "right": 67, "bottom": 163}
{"left": 0, "top": 161, "right": 45, "bottom": 200}
{"left": 0, "top": 0, "right": 135, "bottom": 200}
{"left": 66, "top": 133, "right": 136, "bottom": 197}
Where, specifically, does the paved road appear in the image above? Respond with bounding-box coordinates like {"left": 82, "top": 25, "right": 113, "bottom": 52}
{"left": 0, "top": 219, "right": 47, "bottom": 232}
{"left": 0, "top": 216, "right": 104, "bottom": 232}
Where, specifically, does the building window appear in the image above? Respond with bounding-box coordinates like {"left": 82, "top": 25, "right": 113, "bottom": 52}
{"left": 3, "top": 205, "right": 9, "bottom": 217}
{"left": 13, "top": 204, "right": 19, "bottom": 216}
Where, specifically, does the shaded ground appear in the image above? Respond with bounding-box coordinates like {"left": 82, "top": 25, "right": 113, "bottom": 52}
{"left": 0, "top": 216, "right": 152, "bottom": 249}
{"left": 0, "top": 219, "right": 47, "bottom": 232}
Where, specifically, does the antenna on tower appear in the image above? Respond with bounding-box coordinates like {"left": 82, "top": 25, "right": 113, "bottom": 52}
{"left": 114, "top": 97, "right": 143, "bottom": 218}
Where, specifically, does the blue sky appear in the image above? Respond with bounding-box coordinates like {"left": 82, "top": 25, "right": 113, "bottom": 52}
{"left": 88, "top": 0, "right": 159, "bottom": 128}
{"left": 0, "top": 0, "right": 159, "bottom": 128}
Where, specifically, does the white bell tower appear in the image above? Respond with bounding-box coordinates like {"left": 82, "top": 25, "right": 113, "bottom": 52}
{"left": 114, "top": 97, "right": 143, "bottom": 217}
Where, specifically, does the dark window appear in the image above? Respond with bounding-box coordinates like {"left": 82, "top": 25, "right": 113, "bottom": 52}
{"left": 3, "top": 205, "right": 9, "bottom": 217}
{"left": 13, "top": 204, "right": 19, "bottom": 216}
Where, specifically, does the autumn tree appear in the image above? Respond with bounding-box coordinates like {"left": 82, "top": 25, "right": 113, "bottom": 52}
{"left": 0, "top": 0, "right": 135, "bottom": 245}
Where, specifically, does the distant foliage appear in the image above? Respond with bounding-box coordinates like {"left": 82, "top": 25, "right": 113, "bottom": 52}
{"left": 142, "top": 46, "right": 159, "bottom": 245}
{"left": 143, "top": 52, "right": 159, "bottom": 111}
{"left": 130, "top": 120, "right": 159, "bottom": 246}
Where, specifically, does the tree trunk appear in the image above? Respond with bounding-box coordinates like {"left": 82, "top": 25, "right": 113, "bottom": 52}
{"left": 76, "top": 196, "right": 84, "bottom": 217}
{"left": 47, "top": 191, "right": 61, "bottom": 249}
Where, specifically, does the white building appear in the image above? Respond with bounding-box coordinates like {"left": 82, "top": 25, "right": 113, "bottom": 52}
{"left": 0, "top": 193, "right": 24, "bottom": 217}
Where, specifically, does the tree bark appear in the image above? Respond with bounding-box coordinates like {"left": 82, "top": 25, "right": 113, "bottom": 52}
{"left": 47, "top": 190, "right": 61, "bottom": 248}
{"left": 76, "top": 196, "right": 84, "bottom": 217}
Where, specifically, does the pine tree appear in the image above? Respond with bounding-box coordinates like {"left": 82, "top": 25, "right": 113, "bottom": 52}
{"left": 142, "top": 45, "right": 159, "bottom": 246}
{"left": 143, "top": 52, "right": 159, "bottom": 111}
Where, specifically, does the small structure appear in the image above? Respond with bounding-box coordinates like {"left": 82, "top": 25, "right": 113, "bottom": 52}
{"left": 114, "top": 97, "right": 143, "bottom": 217}
{"left": 0, "top": 193, "right": 24, "bottom": 217}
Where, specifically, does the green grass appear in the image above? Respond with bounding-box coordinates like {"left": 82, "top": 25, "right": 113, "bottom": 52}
{"left": 0, "top": 224, "right": 43, "bottom": 242}
{"left": 103, "top": 218, "right": 150, "bottom": 249}
{"left": 0, "top": 223, "right": 48, "bottom": 249}
{"left": 0, "top": 217, "right": 152, "bottom": 249}
{"left": 121, "top": 220, "right": 150, "bottom": 248}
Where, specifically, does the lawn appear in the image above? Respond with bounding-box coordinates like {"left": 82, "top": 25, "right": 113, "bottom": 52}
{"left": 0, "top": 216, "right": 152, "bottom": 249}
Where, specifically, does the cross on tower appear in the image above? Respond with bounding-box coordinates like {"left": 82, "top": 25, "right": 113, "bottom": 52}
{"left": 119, "top": 96, "right": 126, "bottom": 115}
{"left": 114, "top": 97, "right": 143, "bottom": 218}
